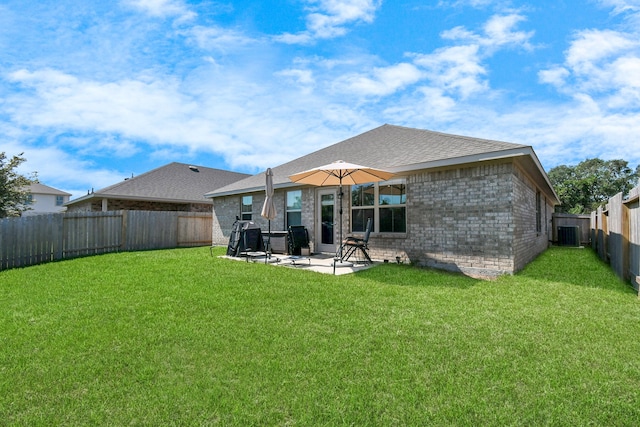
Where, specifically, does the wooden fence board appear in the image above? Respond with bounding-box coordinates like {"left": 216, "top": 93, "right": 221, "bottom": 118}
{"left": 552, "top": 213, "right": 591, "bottom": 245}
{"left": 590, "top": 184, "right": 640, "bottom": 290}
{"left": 178, "top": 213, "right": 212, "bottom": 246}
{"left": 1, "top": 210, "right": 212, "bottom": 271}
{"left": 608, "top": 193, "right": 625, "bottom": 279}
{"left": 628, "top": 199, "right": 639, "bottom": 291}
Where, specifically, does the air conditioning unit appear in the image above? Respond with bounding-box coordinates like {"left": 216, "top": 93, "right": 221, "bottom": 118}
{"left": 557, "top": 226, "right": 580, "bottom": 247}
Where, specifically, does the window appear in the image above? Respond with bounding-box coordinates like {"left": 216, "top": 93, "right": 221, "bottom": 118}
{"left": 241, "top": 195, "right": 252, "bottom": 220}
{"left": 379, "top": 181, "right": 407, "bottom": 233}
{"left": 56, "top": 196, "right": 65, "bottom": 206}
{"left": 25, "top": 194, "right": 34, "bottom": 205}
{"left": 536, "top": 190, "right": 542, "bottom": 233}
{"left": 351, "top": 179, "right": 406, "bottom": 233}
{"left": 351, "top": 183, "right": 375, "bottom": 232}
{"left": 286, "top": 190, "right": 302, "bottom": 227}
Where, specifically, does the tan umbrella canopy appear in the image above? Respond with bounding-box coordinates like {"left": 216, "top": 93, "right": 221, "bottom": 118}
{"left": 289, "top": 160, "right": 394, "bottom": 262}
{"left": 288, "top": 160, "right": 395, "bottom": 187}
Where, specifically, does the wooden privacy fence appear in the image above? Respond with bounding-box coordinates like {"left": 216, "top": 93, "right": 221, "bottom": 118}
{"left": 591, "top": 184, "right": 640, "bottom": 291}
{"left": 551, "top": 213, "right": 591, "bottom": 246}
{"left": 0, "top": 210, "right": 212, "bottom": 271}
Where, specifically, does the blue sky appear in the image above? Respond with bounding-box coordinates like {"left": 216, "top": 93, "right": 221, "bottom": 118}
{"left": 1, "top": 0, "right": 639, "bottom": 199}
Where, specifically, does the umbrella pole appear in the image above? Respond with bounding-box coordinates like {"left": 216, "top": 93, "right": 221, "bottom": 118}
{"left": 339, "top": 182, "right": 343, "bottom": 260}
{"left": 266, "top": 219, "right": 271, "bottom": 264}
{"left": 334, "top": 182, "right": 352, "bottom": 268}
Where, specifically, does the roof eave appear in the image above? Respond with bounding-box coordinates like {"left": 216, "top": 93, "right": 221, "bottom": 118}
{"left": 67, "top": 193, "right": 212, "bottom": 205}
{"left": 388, "top": 147, "right": 530, "bottom": 174}
{"left": 206, "top": 182, "right": 301, "bottom": 198}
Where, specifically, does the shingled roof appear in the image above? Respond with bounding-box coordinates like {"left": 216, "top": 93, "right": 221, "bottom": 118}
{"left": 28, "top": 182, "right": 71, "bottom": 196}
{"left": 206, "top": 124, "right": 557, "bottom": 202}
{"left": 67, "top": 162, "right": 250, "bottom": 206}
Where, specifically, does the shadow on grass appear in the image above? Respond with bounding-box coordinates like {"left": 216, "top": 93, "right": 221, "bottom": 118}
{"left": 513, "top": 246, "right": 634, "bottom": 294}
{"left": 353, "top": 262, "right": 480, "bottom": 290}
{"left": 352, "top": 246, "right": 635, "bottom": 295}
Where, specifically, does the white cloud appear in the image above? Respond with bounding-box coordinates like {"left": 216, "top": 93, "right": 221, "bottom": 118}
{"left": 333, "top": 63, "right": 423, "bottom": 97}
{"left": 441, "top": 13, "right": 534, "bottom": 51}
{"left": 7, "top": 69, "right": 204, "bottom": 148}
{"left": 325, "top": 13, "right": 531, "bottom": 102}
{"left": 276, "top": 0, "right": 381, "bottom": 44}
{"left": 538, "top": 67, "right": 570, "bottom": 87}
{"left": 598, "top": 0, "right": 640, "bottom": 15}
{"left": 3, "top": 66, "right": 372, "bottom": 176}
{"left": 276, "top": 68, "right": 316, "bottom": 94}
{"left": 539, "top": 27, "right": 640, "bottom": 110}
{"left": 123, "top": 0, "right": 196, "bottom": 21}
{"left": 306, "top": 0, "right": 378, "bottom": 37}
{"left": 2, "top": 136, "right": 126, "bottom": 198}
{"left": 405, "top": 13, "right": 533, "bottom": 100}
{"left": 482, "top": 14, "right": 534, "bottom": 50}
{"left": 437, "top": 0, "right": 496, "bottom": 7}
{"left": 565, "top": 29, "right": 638, "bottom": 72}
{"left": 412, "top": 45, "right": 488, "bottom": 99}
{"left": 186, "top": 26, "right": 258, "bottom": 52}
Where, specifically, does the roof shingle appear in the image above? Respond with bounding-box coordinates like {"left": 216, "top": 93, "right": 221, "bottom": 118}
{"left": 207, "top": 124, "right": 531, "bottom": 197}
{"left": 68, "top": 162, "right": 250, "bottom": 205}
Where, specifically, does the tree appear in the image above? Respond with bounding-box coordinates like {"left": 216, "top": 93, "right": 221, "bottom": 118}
{"left": 0, "top": 152, "right": 33, "bottom": 218}
{"left": 548, "top": 158, "right": 639, "bottom": 214}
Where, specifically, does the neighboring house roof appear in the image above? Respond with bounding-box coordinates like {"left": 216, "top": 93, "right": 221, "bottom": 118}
{"left": 206, "top": 124, "right": 559, "bottom": 203}
{"left": 66, "top": 162, "right": 251, "bottom": 206}
{"left": 28, "top": 182, "right": 71, "bottom": 196}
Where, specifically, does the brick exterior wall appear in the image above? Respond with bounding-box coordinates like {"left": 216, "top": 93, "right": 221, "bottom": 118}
{"left": 211, "top": 188, "right": 317, "bottom": 252}
{"left": 365, "top": 162, "right": 516, "bottom": 277}
{"left": 366, "top": 161, "right": 552, "bottom": 278}
{"left": 511, "top": 165, "right": 553, "bottom": 272}
{"left": 66, "top": 199, "right": 211, "bottom": 213}
{"left": 211, "top": 160, "right": 553, "bottom": 277}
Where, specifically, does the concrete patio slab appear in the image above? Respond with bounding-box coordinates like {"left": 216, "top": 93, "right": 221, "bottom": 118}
{"left": 220, "top": 253, "right": 375, "bottom": 275}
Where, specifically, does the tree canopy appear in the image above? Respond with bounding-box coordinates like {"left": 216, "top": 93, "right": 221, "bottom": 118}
{"left": 0, "top": 152, "right": 33, "bottom": 218}
{"left": 548, "top": 158, "right": 639, "bottom": 214}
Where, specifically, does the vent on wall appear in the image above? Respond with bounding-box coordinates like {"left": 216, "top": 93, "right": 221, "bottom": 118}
{"left": 557, "top": 226, "right": 580, "bottom": 247}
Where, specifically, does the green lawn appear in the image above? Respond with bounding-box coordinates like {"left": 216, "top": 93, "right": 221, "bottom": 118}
{"left": 1, "top": 247, "right": 639, "bottom": 425}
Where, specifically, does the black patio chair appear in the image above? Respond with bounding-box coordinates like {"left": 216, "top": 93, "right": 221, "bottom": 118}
{"left": 342, "top": 217, "right": 373, "bottom": 264}
{"left": 287, "top": 225, "right": 310, "bottom": 256}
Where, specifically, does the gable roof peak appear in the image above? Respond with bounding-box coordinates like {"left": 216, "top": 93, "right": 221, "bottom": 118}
{"left": 207, "top": 124, "right": 539, "bottom": 198}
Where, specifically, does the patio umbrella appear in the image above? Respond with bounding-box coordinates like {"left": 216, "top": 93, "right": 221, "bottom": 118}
{"left": 260, "top": 168, "right": 276, "bottom": 261}
{"left": 289, "top": 160, "right": 394, "bottom": 262}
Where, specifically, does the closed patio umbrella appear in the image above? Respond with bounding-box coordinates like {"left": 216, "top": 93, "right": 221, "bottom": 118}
{"left": 261, "top": 168, "right": 276, "bottom": 261}
{"left": 289, "top": 160, "right": 394, "bottom": 263}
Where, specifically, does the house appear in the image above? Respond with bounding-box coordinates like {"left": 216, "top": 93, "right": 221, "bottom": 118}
{"left": 21, "top": 183, "right": 72, "bottom": 216}
{"left": 66, "top": 162, "right": 250, "bottom": 213}
{"left": 206, "top": 124, "right": 559, "bottom": 277}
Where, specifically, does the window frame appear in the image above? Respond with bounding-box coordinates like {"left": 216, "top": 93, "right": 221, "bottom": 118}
{"left": 286, "top": 190, "right": 302, "bottom": 228}
{"left": 241, "top": 195, "right": 252, "bottom": 220}
{"left": 350, "top": 179, "right": 407, "bottom": 234}
{"left": 536, "top": 190, "right": 542, "bottom": 234}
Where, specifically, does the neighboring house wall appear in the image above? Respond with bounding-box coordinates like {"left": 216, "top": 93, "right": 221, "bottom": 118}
{"left": 66, "top": 199, "right": 211, "bottom": 213}
{"left": 21, "top": 183, "right": 71, "bottom": 216}
{"left": 23, "top": 194, "right": 69, "bottom": 215}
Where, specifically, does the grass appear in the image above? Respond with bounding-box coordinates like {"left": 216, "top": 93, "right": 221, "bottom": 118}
{"left": 1, "top": 246, "right": 640, "bottom": 425}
